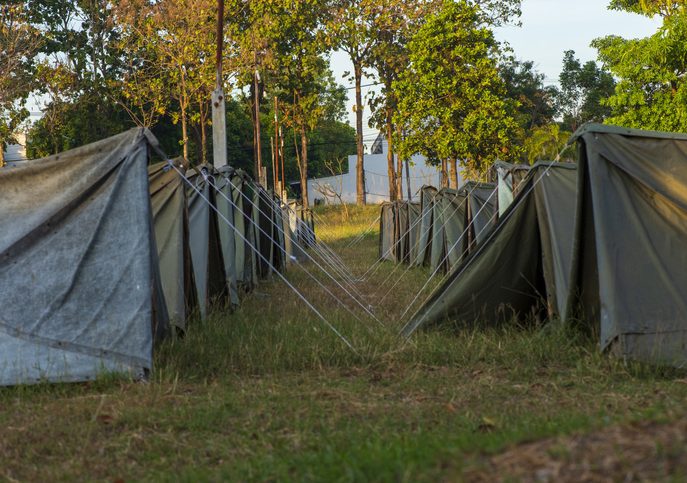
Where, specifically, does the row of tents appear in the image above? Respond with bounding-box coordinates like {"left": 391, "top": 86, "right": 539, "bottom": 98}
{"left": 383, "top": 124, "right": 687, "bottom": 367}
{"left": 379, "top": 181, "right": 499, "bottom": 274}
{"left": 0, "top": 128, "right": 314, "bottom": 385}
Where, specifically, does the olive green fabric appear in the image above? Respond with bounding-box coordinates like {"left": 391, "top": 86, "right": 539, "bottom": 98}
{"left": 215, "top": 166, "right": 241, "bottom": 306}
{"left": 149, "top": 160, "right": 197, "bottom": 330}
{"left": 403, "top": 162, "right": 577, "bottom": 337}
{"left": 186, "top": 166, "right": 227, "bottom": 318}
{"left": 464, "top": 181, "right": 497, "bottom": 249}
{"left": 379, "top": 202, "right": 396, "bottom": 262}
{"left": 413, "top": 186, "right": 438, "bottom": 267}
{"left": 0, "top": 128, "right": 166, "bottom": 385}
{"left": 566, "top": 124, "right": 687, "bottom": 367}
{"left": 429, "top": 188, "right": 468, "bottom": 273}
{"left": 378, "top": 201, "right": 420, "bottom": 264}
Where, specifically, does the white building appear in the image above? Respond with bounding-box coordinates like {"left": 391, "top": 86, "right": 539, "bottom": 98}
{"left": 308, "top": 135, "right": 460, "bottom": 204}
{"left": 3, "top": 133, "right": 28, "bottom": 162}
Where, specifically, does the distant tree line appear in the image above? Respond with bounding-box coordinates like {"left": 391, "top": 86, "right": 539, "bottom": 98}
{"left": 1, "top": 0, "right": 685, "bottom": 205}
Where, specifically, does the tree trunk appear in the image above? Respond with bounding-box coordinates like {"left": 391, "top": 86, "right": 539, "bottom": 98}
{"left": 441, "top": 158, "right": 448, "bottom": 188}
{"left": 385, "top": 109, "right": 396, "bottom": 201}
{"left": 396, "top": 124, "right": 404, "bottom": 200}
{"left": 405, "top": 159, "right": 412, "bottom": 201}
{"left": 449, "top": 157, "right": 459, "bottom": 189}
{"left": 180, "top": 72, "right": 189, "bottom": 160}
{"left": 354, "top": 61, "right": 366, "bottom": 205}
{"left": 299, "top": 126, "right": 309, "bottom": 209}
{"left": 0, "top": 143, "right": 5, "bottom": 168}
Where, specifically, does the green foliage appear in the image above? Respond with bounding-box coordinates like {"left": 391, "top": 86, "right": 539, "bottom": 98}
{"left": 500, "top": 59, "right": 557, "bottom": 131}
{"left": 393, "top": 1, "right": 520, "bottom": 177}
{"left": 554, "top": 50, "right": 616, "bottom": 132}
{"left": 593, "top": 6, "right": 687, "bottom": 132}
{"left": 0, "top": 2, "right": 40, "bottom": 163}
{"left": 522, "top": 124, "right": 572, "bottom": 164}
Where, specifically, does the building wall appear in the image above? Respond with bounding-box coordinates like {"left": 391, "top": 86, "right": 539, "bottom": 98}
{"left": 4, "top": 133, "right": 27, "bottom": 162}
{"left": 308, "top": 140, "right": 461, "bottom": 204}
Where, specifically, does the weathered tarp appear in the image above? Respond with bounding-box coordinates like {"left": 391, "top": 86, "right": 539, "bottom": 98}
{"left": 429, "top": 188, "right": 468, "bottom": 273}
{"left": 566, "top": 124, "right": 687, "bottom": 366}
{"left": 403, "top": 162, "right": 577, "bottom": 336}
{"left": 464, "top": 181, "right": 497, "bottom": 249}
{"left": 149, "top": 160, "right": 197, "bottom": 331}
{"left": 492, "top": 161, "right": 531, "bottom": 216}
{"left": 413, "top": 186, "right": 438, "bottom": 267}
{"left": 228, "top": 169, "right": 259, "bottom": 289}
{"left": 378, "top": 201, "right": 420, "bottom": 264}
{"left": 215, "top": 166, "right": 240, "bottom": 306}
{"left": 0, "top": 128, "right": 167, "bottom": 385}
{"left": 186, "top": 165, "right": 227, "bottom": 318}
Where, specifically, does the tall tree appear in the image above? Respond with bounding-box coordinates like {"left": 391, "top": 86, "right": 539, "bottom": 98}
{"left": 554, "top": 50, "right": 615, "bottom": 132}
{"left": 269, "top": 0, "right": 342, "bottom": 208}
{"left": 114, "top": 0, "right": 217, "bottom": 161}
{"left": 0, "top": 2, "right": 39, "bottom": 166}
{"left": 592, "top": 2, "right": 687, "bottom": 131}
{"left": 393, "top": 1, "right": 519, "bottom": 180}
{"left": 368, "top": 2, "right": 433, "bottom": 201}
{"left": 327, "top": 0, "right": 382, "bottom": 205}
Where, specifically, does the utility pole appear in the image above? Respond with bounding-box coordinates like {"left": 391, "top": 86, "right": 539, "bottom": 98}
{"left": 273, "top": 96, "right": 280, "bottom": 193}
{"left": 253, "top": 50, "right": 263, "bottom": 183}
{"left": 280, "top": 126, "right": 286, "bottom": 201}
{"left": 405, "top": 159, "right": 412, "bottom": 201}
{"left": 211, "top": 0, "right": 227, "bottom": 169}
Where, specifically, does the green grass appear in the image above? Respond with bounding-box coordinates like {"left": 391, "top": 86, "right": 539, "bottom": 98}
{"left": 1, "top": 204, "right": 686, "bottom": 481}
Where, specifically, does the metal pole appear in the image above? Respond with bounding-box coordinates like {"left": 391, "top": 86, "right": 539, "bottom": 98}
{"left": 274, "top": 96, "right": 280, "bottom": 192}
{"left": 211, "top": 0, "right": 227, "bottom": 169}
{"left": 254, "top": 56, "right": 263, "bottom": 182}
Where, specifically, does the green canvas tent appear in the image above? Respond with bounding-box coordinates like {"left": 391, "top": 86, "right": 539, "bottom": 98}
{"left": 149, "top": 160, "right": 198, "bottom": 331}
{"left": 186, "top": 165, "right": 228, "bottom": 318}
{"left": 0, "top": 128, "right": 169, "bottom": 385}
{"left": 565, "top": 124, "right": 687, "bottom": 367}
{"left": 403, "top": 162, "right": 577, "bottom": 337}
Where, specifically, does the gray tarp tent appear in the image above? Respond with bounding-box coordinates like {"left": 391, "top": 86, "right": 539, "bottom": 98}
{"left": 427, "top": 182, "right": 496, "bottom": 273}
{"left": 429, "top": 188, "right": 468, "bottom": 273}
{"left": 0, "top": 128, "right": 168, "bottom": 385}
{"left": 186, "top": 165, "right": 227, "bottom": 318}
{"left": 565, "top": 124, "right": 687, "bottom": 366}
{"left": 378, "top": 201, "right": 421, "bottom": 264}
{"left": 413, "top": 186, "right": 438, "bottom": 267}
{"left": 492, "top": 161, "right": 531, "bottom": 217}
{"left": 403, "top": 162, "right": 577, "bottom": 336}
{"left": 215, "top": 165, "right": 241, "bottom": 306}
{"left": 464, "top": 181, "right": 498, "bottom": 249}
{"left": 149, "top": 160, "right": 197, "bottom": 331}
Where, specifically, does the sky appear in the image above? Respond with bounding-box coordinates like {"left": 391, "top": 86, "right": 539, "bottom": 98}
{"left": 330, "top": 0, "right": 661, "bottom": 135}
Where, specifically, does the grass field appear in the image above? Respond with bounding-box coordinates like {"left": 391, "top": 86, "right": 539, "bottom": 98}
{"left": 2, "top": 205, "right": 687, "bottom": 482}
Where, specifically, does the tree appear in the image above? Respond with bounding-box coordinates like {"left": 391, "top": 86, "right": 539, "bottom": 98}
{"left": 592, "top": 2, "right": 687, "bottom": 131}
{"left": 26, "top": 0, "right": 133, "bottom": 157}
{"left": 554, "top": 50, "right": 615, "bottom": 132}
{"left": 368, "top": 2, "right": 431, "bottom": 201}
{"left": 326, "top": 0, "right": 381, "bottom": 205}
{"left": 393, "top": 1, "right": 520, "bottom": 181}
{"left": 0, "top": 2, "right": 40, "bottom": 166}
{"left": 522, "top": 124, "right": 571, "bottom": 164}
{"left": 114, "top": 0, "right": 217, "bottom": 161}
